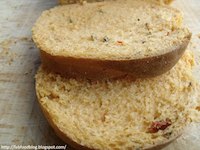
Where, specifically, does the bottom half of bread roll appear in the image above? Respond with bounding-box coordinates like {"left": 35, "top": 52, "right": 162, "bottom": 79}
{"left": 35, "top": 50, "right": 199, "bottom": 150}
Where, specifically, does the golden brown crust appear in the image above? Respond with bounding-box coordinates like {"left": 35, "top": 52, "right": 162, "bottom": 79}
{"left": 36, "top": 91, "right": 183, "bottom": 150}
{"left": 58, "top": 0, "right": 175, "bottom": 5}
{"left": 40, "top": 34, "right": 191, "bottom": 80}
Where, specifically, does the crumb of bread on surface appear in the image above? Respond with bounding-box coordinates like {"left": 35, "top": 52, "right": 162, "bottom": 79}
{"left": 0, "top": 36, "right": 32, "bottom": 65}
{"left": 0, "top": 39, "right": 16, "bottom": 65}
{"left": 24, "top": 69, "right": 33, "bottom": 76}
{"left": 19, "top": 37, "right": 32, "bottom": 42}
{"left": 20, "top": 37, "right": 29, "bottom": 41}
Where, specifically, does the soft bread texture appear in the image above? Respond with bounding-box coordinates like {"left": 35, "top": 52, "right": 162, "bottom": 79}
{"left": 35, "top": 50, "right": 199, "bottom": 150}
{"left": 33, "top": 0, "right": 191, "bottom": 79}
{"left": 59, "top": 0, "right": 174, "bottom": 5}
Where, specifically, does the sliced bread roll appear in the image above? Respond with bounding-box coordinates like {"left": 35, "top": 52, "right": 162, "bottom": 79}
{"left": 59, "top": 0, "right": 174, "bottom": 5}
{"left": 35, "top": 50, "right": 199, "bottom": 150}
{"left": 33, "top": 0, "right": 191, "bottom": 80}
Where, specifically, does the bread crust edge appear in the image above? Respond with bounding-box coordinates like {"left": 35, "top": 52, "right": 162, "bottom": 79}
{"left": 39, "top": 34, "right": 191, "bottom": 80}
{"left": 58, "top": 0, "right": 174, "bottom": 5}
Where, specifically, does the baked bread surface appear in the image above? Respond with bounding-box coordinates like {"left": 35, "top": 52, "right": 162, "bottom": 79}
{"left": 32, "top": 0, "right": 191, "bottom": 79}
{"left": 35, "top": 50, "right": 198, "bottom": 150}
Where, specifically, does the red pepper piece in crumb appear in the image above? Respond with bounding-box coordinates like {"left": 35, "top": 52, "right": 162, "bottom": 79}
{"left": 116, "top": 41, "right": 124, "bottom": 46}
{"left": 148, "top": 118, "right": 172, "bottom": 133}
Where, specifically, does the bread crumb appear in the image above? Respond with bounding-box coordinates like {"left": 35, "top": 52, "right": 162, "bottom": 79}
{"left": 29, "top": 46, "right": 34, "bottom": 50}
{"left": 33, "top": 0, "right": 188, "bottom": 60}
{"left": 0, "top": 39, "right": 16, "bottom": 65}
{"left": 0, "top": 36, "right": 31, "bottom": 65}
{"left": 35, "top": 50, "right": 198, "bottom": 149}
{"left": 24, "top": 72, "right": 29, "bottom": 75}
{"left": 19, "top": 37, "right": 32, "bottom": 42}
{"left": 24, "top": 69, "right": 33, "bottom": 75}
{"left": 20, "top": 37, "right": 29, "bottom": 41}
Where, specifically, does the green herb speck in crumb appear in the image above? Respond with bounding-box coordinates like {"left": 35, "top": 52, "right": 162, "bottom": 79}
{"left": 98, "top": 9, "right": 104, "bottom": 13}
{"left": 91, "top": 35, "right": 97, "bottom": 41}
{"left": 68, "top": 17, "right": 73, "bottom": 23}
